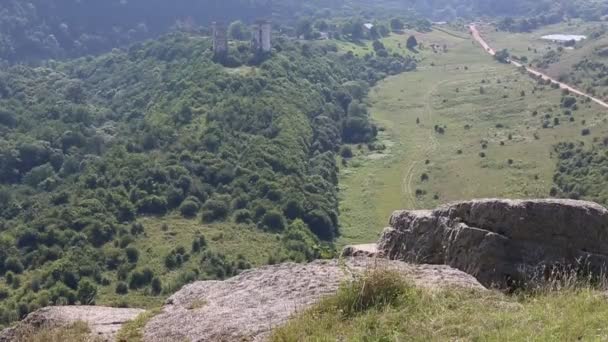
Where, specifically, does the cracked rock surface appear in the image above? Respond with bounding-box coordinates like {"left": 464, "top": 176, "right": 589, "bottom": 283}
{"left": 0, "top": 306, "right": 145, "bottom": 342}
{"left": 143, "top": 257, "right": 483, "bottom": 342}
{"left": 378, "top": 199, "right": 608, "bottom": 287}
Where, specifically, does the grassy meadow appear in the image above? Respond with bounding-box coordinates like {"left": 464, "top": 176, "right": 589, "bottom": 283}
{"left": 337, "top": 26, "right": 608, "bottom": 246}
{"left": 484, "top": 20, "right": 608, "bottom": 99}
{"left": 272, "top": 270, "right": 608, "bottom": 341}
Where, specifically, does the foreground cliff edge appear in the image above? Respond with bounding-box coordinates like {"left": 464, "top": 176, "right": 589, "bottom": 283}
{"left": 5, "top": 198, "right": 608, "bottom": 341}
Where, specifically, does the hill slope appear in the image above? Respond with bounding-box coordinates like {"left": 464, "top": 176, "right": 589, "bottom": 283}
{"left": 0, "top": 32, "right": 415, "bottom": 327}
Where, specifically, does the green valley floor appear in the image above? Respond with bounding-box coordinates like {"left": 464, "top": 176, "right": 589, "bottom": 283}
{"left": 338, "top": 26, "right": 608, "bottom": 246}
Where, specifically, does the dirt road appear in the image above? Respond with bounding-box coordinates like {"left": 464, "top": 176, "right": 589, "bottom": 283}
{"left": 469, "top": 24, "right": 608, "bottom": 110}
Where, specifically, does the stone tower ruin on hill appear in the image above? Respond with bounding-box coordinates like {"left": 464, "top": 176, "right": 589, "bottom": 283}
{"left": 252, "top": 20, "right": 271, "bottom": 53}
{"left": 212, "top": 22, "right": 228, "bottom": 58}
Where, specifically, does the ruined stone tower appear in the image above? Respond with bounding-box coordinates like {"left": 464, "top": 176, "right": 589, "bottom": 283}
{"left": 212, "top": 22, "right": 228, "bottom": 57}
{"left": 252, "top": 20, "right": 271, "bottom": 53}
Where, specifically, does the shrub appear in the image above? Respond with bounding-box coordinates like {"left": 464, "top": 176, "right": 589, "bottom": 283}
{"left": 582, "top": 128, "right": 591, "bottom": 136}
{"left": 4, "top": 257, "right": 23, "bottom": 274}
{"left": 151, "top": 277, "right": 162, "bottom": 295}
{"left": 561, "top": 96, "right": 577, "bottom": 108}
{"left": 340, "top": 146, "right": 353, "bottom": 159}
{"left": 179, "top": 199, "right": 200, "bottom": 218}
{"left": 115, "top": 282, "right": 129, "bottom": 295}
{"left": 125, "top": 247, "right": 139, "bottom": 263}
{"left": 233, "top": 209, "right": 253, "bottom": 224}
{"left": 283, "top": 200, "right": 304, "bottom": 220}
{"left": 191, "top": 235, "right": 207, "bottom": 253}
{"left": 201, "top": 199, "right": 229, "bottom": 223}
{"left": 129, "top": 269, "right": 154, "bottom": 289}
{"left": 76, "top": 280, "right": 97, "bottom": 305}
{"left": 261, "top": 210, "right": 286, "bottom": 231}
{"left": 137, "top": 196, "right": 167, "bottom": 215}
{"left": 130, "top": 222, "right": 145, "bottom": 235}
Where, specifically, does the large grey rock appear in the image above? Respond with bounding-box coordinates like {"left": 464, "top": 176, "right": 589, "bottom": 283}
{"left": 144, "top": 257, "right": 483, "bottom": 342}
{"left": 378, "top": 199, "right": 608, "bottom": 288}
{"left": 0, "top": 306, "right": 145, "bottom": 342}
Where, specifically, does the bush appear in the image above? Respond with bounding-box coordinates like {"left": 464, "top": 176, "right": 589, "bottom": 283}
{"left": 283, "top": 199, "right": 304, "bottom": 220}
{"left": 76, "top": 280, "right": 97, "bottom": 305}
{"left": 125, "top": 246, "right": 139, "bottom": 263}
{"left": 137, "top": 196, "right": 168, "bottom": 215}
{"left": 340, "top": 146, "right": 353, "bottom": 159}
{"left": 4, "top": 257, "right": 23, "bottom": 274}
{"left": 201, "top": 199, "right": 229, "bottom": 223}
{"left": 128, "top": 269, "right": 154, "bottom": 289}
{"left": 115, "top": 282, "right": 129, "bottom": 295}
{"left": 151, "top": 277, "right": 162, "bottom": 295}
{"left": 130, "top": 222, "right": 145, "bottom": 235}
{"left": 191, "top": 235, "right": 207, "bottom": 253}
{"left": 233, "top": 209, "right": 252, "bottom": 224}
{"left": 582, "top": 128, "right": 591, "bottom": 136}
{"left": 561, "top": 96, "right": 577, "bottom": 108}
{"left": 261, "top": 210, "right": 286, "bottom": 231}
{"left": 179, "top": 199, "right": 200, "bottom": 218}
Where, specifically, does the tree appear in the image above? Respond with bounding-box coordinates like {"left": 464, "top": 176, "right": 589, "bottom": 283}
{"left": 179, "top": 198, "right": 200, "bottom": 218}
{"left": 376, "top": 25, "right": 390, "bottom": 37}
{"left": 372, "top": 40, "right": 385, "bottom": 52}
{"left": 115, "top": 282, "right": 128, "bottom": 295}
{"left": 151, "top": 277, "right": 162, "bottom": 295}
{"left": 228, "top": 21, "right": 249, "bottom": 41}
{"left": 125, "top": 246, "right": 139, "bottom": 263}
{"left": 406, "top": 35, "right": 418, "bottom": 50}
{"left": 77, "top": 280, "right": 97, "bottom": 305}
{"left": 390, "top": 18, "right": 404, "bottom": 32}
{"left": 494, "top": 49, "right": 510, "bottom": 63}
{"left": 296, "top": 18, "right": 313, "bottom": 39}
{"left": 261, "top": 210, "right": 286, "bottom": 231}
{"left": 340, "top": 146, "right": 354, "bottom": 158}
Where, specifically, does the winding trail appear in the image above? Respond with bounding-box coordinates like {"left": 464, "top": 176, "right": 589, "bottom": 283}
{"left": 469, "top": 24, "right": 608, "bottom": 110}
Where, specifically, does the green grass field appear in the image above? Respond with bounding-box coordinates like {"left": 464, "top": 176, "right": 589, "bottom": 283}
{"left": 272, "top": 270, "right": 608, "bottom": 341}
{"left": 483, "top": 20, "right": 608, "bottom": 99}
{"left": 338, "top": 27, "right": 608, "bottom": 247}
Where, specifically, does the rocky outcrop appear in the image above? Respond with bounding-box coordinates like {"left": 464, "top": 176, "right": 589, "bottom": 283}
{"left": 0, "top": 306, "right": 145, "bottom": 342}
{"left": 378, "top": 199, "right": 608, "bottom": 288}
{"left": 143, "top": 257, "right": 483, "bottom": 342}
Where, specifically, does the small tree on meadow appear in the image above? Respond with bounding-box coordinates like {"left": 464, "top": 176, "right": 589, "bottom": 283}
{"left": 406, "top": 35, "right": 418, "bottom": 50}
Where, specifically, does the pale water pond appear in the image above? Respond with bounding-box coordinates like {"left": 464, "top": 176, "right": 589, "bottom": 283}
{"left": 541, "top": 34, "right": 587, "bottom": 42}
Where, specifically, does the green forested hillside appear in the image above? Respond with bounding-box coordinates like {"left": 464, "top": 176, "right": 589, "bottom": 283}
{"left": 0, "top": 32, "right": 415, "bottom": 325}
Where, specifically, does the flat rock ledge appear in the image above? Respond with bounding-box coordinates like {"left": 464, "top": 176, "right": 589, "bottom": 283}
{"left": 378, "top": 198, "right": 608, "bottom": 288}
{"left": 0, "top": 306, "right": 145, "bottom": 342}
{"left": 143, "top": 257, "right": 483, "bottom": 342}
